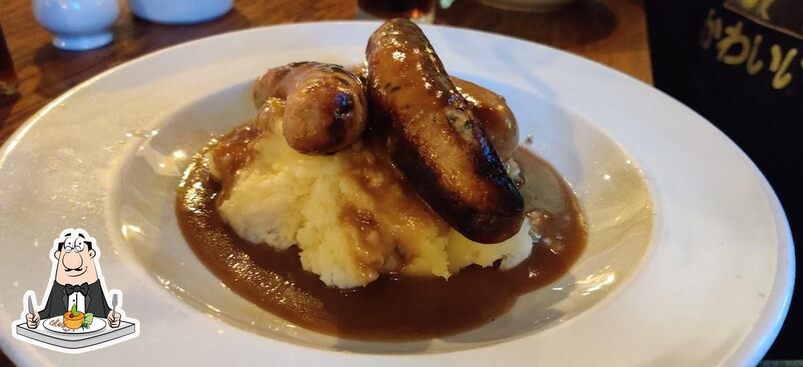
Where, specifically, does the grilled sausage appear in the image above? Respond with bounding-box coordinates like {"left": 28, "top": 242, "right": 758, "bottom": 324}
{"left": 366, "top": 19, "right": 524, "bottom": 244}
{"left": 253, "top": 62, "right": 368, "bottom": 155}
{"left": 451, "top": 77, "right": 519, "bottom": 161}
{"left": 354, "top": 63, "right": 519, "bottom": 160}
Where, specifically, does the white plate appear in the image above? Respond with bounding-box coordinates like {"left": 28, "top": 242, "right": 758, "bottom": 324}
{"left": 42, "top": 318, "right": 106, "bottom": 335}
{"left": 0, "top": 22, "right": 793, "bottom": 366}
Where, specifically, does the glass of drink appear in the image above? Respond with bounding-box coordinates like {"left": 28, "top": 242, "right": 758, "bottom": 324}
{"left": 356, "top": 0, "right": 437, "bottom": 23}
{"left": 1, "top": 24, "right": 19, "bottom": 98}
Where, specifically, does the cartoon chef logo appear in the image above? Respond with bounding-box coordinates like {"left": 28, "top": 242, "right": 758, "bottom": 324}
{"left": 11, "top": 228, "right": 139, "bottom": 353}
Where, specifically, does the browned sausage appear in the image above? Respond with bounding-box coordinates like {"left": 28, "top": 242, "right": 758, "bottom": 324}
{"left": 451, "top": 77, "right": 519, "bottom": 161}
{"left": 366, "top": 19, "right": 524, "bottom": 244}
{"left": 350, "top": 63, "right": 368, "bottom": 85}
{"left": 253, "top": 62, "right": 368, "bottom": 155}
{"left": 354, "top": 64, "right": 519, "bottom": 160}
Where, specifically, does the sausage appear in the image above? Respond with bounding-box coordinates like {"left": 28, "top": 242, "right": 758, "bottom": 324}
{"left": 350, "top": 63, "right": 368, "bottom": 85}
{"left": 451, "top": 77, "right": 519, "bottom": 161}
{"left": 366, "top": 19, "right": 524, "bottom": 244}
{"left": 354, "top": 63, "right": 519, "bottom": 160}
{"left": 252, "top": 62, "right": 368, "bottom": 155}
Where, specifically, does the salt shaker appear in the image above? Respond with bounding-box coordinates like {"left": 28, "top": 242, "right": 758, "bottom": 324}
{"left": 33, "top": 0, "right": 120, "bottom": 51}
{"left": 128, "top": 0, "right": 233, "bottom": 25}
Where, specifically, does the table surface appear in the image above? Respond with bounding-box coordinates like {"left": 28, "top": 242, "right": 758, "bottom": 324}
{"left": 0, "top": 0, "right": 651, "bottom": 364}
{"left": 0, "top": 0, "right": 652, "bottom": 143}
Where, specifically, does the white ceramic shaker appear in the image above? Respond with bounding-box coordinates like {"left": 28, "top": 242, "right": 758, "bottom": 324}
{"left": 128, "top": 0, "right": 234, "bottom": 25}
{"left": 32, "top": 0, "right": 120, "bottom": 51}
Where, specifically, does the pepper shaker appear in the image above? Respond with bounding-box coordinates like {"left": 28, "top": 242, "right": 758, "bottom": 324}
{"left": 33, "top": 0, "right": 120, "bottom": 51}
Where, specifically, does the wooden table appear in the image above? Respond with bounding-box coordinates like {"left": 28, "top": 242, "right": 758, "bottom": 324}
{"left": 1, "top": 0, "right": 651, "bottom": 141}
{"left": 0, "top": 0, "right": 650, "bottom": 364}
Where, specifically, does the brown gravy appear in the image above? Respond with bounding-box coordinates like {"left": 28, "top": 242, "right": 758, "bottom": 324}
{"left": 176, "top": 147, "right": 586, "bottom": 341}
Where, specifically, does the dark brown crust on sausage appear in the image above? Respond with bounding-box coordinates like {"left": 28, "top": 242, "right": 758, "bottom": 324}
{"left": 366, "top": 19, "right": 524, "bottom": 244}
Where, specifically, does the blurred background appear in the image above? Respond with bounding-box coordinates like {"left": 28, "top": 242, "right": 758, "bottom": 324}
{"left": 1, "top": 0, "right": 800, "bottom": 364}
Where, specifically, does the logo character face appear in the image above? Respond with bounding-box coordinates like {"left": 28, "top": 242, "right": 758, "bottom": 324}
{"left": 62, "top": 237, "right": 88, "bottom": 276}
{"left": 53, "top": 231, "right": 99, "bottom": 286}
{"left": 12, "top": 228, "right": 140, "bottom": 354}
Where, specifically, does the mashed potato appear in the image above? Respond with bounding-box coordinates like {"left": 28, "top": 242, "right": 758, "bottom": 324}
{"left": 208, "top": 117, "right": 532, "bottom": 288}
